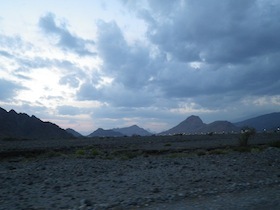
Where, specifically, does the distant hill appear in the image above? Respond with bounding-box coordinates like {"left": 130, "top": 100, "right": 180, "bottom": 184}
{"left": 88, "top": 128, "right": 124, "bottom": 137}
{"left": 113, "top": 125, "right": 151, "bottom": 136}
{"left": 160, "top": 115, "right": 205, "bottom": 135}
{"left": 66, "top": 128, "right": 83, "bottom": 138}
{"left": 160, "top": 115, "right": 238, "bottom": 135}
{"left": 0, "top": 107, "right": 73, "bottom": 139}
{"left": 198, "top": 121, "right": 239, "bottom": 133}
{"left": 234, "top": 112, "right": 280, "bottom": 131}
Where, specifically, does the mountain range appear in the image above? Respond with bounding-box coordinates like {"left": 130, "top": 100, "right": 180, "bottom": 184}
{"left": 87, "top": 125, "right": 152, "bottom": 137}
{"left": 1, "top": 106, "right": 279, "bottom": 139}
{"left": 0, "top": 107, "right": 73, "bottom": 139}
{"left": 66, "top": 128, "right": 83, "bottom": 138}
{"left": 160, "top": 112, "right": 280, "bottom": 135}
{"left": 160, "top": 115, "right": 239, "bottom": 135}
{"left": 88, "top": 128, "right": 124, "bottom": 137}
{"left": 234, "top": 112, "right": 280, "bottom": 131}
{"left": 113, "top": 125, "right": 152, "bottom": 136}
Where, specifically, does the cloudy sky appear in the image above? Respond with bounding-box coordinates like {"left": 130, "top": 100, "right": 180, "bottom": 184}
{"left": 0, "top": 0, "right": 280, "bottom": 134}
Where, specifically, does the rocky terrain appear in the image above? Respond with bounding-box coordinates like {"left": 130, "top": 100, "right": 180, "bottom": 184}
{"left": 0, "top": 134, "right": 280, "bottom": 209}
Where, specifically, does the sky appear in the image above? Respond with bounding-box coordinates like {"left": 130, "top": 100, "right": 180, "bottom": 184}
{"left": 0, "top": 0, "right": 280, "bottom": 134}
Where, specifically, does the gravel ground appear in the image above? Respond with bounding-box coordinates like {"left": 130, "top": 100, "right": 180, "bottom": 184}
{"left": 0, "top": 144, "right": 280, "bottom": 210}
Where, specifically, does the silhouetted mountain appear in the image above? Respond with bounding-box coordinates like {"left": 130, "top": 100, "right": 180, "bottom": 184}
{"left": 0, "top": 107, "right": 73, "bottom": 139}
{"left": 198, "top": 121, "right": 239, "bottom": 133}
{"left": 160, "top": 115, "right": 205, "bottom": 135}
{"left": 113, "top": 125, "right": 151, "bottom": 136}
{"left": 66, "top": 128, "right": 83, "bottom": 138}
{"left": 234, "top": 112, "right": 280, "bottom": 131}
{"left": 160, "top": 116, "right": 238, "bottom": 135}
{"left": 88, "top": 128, "right": 124, "bottom": 137}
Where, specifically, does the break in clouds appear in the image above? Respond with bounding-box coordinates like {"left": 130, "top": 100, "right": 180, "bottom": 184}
{"left": 0, "top": 0, "right": 280, "bottom": 132}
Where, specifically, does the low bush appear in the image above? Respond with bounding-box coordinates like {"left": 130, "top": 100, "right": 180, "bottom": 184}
{"left": 269, "top": 141, "right": 280, "bottom": 148}
{"left": 233, "top": 146, "right": 251, "bottom": 153}
{"left": 75, "top": 149, "right": 85, "bottom": 156}
{"left": 239, "top": 127, "right": 256, "bottom": 147}
{"left": 196, "top": 149, "right": 207, "bottom": 156}
{"left": 91, "top": 149, "right": 100, "bottom": 156}
{"left": 208, "top": 149, "right": 228, "bottom": 155}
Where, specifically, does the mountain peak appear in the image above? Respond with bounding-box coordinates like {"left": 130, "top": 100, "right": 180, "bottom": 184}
{"left": 161, "top": 115, "right": 205, "bottom": 135}
{"left": 130, "top": 125, "right": 139, "bottom": 128}
{"left": 185, "top": 115, "right": 203, "bottom": 123}
{"left": 9, "top": 109, "right": 17, "bottom": 115}
{"left": 0, "top": 107, "right": 73, "bottom": 139}
{"left": 66, "top": 128, "right": 83, "bottom": 138}
{"left": 112, "top": 125, "right": 151, "bottom": 136}
{"left": 88, "top": 128, "right": 123, "bottom": 137}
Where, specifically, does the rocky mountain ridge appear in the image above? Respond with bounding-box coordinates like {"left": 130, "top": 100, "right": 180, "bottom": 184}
{"left": 160, "top": 115, "right": 239, "bottom": 135}
{"left": 234, "top": 112, "right": 280, "bottom": 132}
{"left": 1, "top": 106, "right": 279, "bottom": 139}
{"left": 88, "top": 128, "right": 123, "bottom": 137}
{"left": 66, "top": 128, "right": 83, "bottom": 138}
{"left": 113, "top": 125, "right": 152, "bottom": 136}
{"left": 0, "top": 107, "right": 73, "bottom": 139}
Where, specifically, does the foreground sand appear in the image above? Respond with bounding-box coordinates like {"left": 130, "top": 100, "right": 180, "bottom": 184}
{"left": 0, "top": 134, "right": 280, "bottom": 209}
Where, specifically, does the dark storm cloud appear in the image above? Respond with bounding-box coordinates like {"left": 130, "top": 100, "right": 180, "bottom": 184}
{"left": 39, "top": 13, "right": 95, "bottom": 56}
{"left": 96, "top": 20, "right": 156, "bottom": 89}
{"left": 134, "top": 0, "right": 280, "bottom": 106}
{"left": 141, "top": 0, "right": 280, "bottom": 64}
{"left": 76, "top": 20, "right": 159, "bottom": 107}
{"left": 77, "top": 80, "right": 156, "bottom": 107}
{"left": 0, "top": 79, "right": 25, "bottom": 100}
{"left": 76, "top": 0, "right": 280, "bottom": 121}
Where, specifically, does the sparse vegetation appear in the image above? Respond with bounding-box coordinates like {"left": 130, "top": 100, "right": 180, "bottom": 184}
{"left": 91, "top": 148, "right": 100, "bottom": 156}
{"left": 196, "top": 149, "right": 207, "bottom": 156}
{"left": 119, "top": 151, "right": 142, "bottom": 160}
{"left": 250, "top": 147, "right": 261, "bottom": 153}
{"left": 239, "top": 127, "right": 256, "bottom": 147}
{"left": 269, "top": 141, "right": 280, "bottom": 148}
{"left": 75, "top": 149, "right": 86, "bottom": 156}
{"left": 208, "top": 148, "right": 228, "bottom": 155}
{"left": 167, "top": 152, "right": 191, "bottom": 158}
{"left": 234, "top": 146, "right": 251, "bottom": 153}
{"left": 45, "top": 150, "right": 63, "bottom": 158}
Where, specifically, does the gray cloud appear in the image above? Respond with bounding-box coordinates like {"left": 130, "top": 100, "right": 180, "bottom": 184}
{"left": 81, "top": 0, "right": 279, "bottom": 124}
{"left": 0, "top": 34, "right": 27, "bottom": 51}
{"left": 59, "top": 74, "right": 80, "bottom": 88}
{"left": 141, "top": 0, "right": 280, "bottom": 64}
{"left": 76, "top": 20, "right": 160, "bottom": 107}
{"left": 136, "top": 1, "right": 280, "bottom": 99}
{"left": 2, "top": 1, "right": 277, "bottom": 132}
{"left": 39, "top": 13, "right": 96, "bottom": 56}
{"left": 96, "top": 20, "right": 157, "bottom": 89}
{"left": 76, "top": 82, "right": 101, "bottom": 101}
{"left": 77, "top": 0, "right": 280, "bottom": 115}
{"left": 0, "top": 79, "right": 25, "bottom": 100}
{"left": 0, "top": 50, "right": 13, "bottom": 58}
